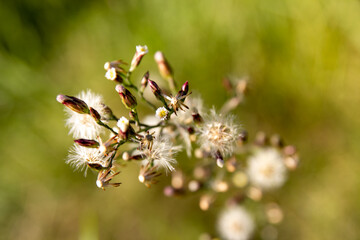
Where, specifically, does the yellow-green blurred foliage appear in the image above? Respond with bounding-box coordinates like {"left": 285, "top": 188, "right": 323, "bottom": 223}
{"left": 1, "top": 0, "right": 359, "bottom": 239}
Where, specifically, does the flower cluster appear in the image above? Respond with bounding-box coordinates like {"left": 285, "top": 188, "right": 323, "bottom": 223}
{"left": 57, "top": 45, "right": 299, "bottom": 239}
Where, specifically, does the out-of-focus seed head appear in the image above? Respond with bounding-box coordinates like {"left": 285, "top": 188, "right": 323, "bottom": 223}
{"left": 232, "top": 171, "right": 248, "bottom": 188}
{"left": 171, "top": 171, "right": 185, "bottom": 190}
{"left": 265, "top": 203, "right": 284, "bottom": 224}
{"left": 270, "top": 134, "right": 284, "bottom": 148}
{"left": 255, "top": 131, "right": 268, "bottom": 146}
{"left": 57, "top": 94, "right": 90, "bottom": 114}
{"left": 199, "top": 194, "right": 214, "bottom": 211}
{"left": 247, "top": 186, "right": 263, "bottom": 201}
{"left": 188, "top": 180, "right": 201, "bottom": 192}
{"left": 225, "top": 156, "right": 237, "bottom": 172}
{"left": 283, "top": 145, "right": 297, "bottom": 156}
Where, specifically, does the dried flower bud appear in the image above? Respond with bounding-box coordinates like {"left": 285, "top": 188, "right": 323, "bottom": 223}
{"left": 56, "top": 94, "right": 89, "bottom": 114}
{"left": 171, "top": 171, "right": 185, "bottom": 190}
{"left": 284, "top": 155, "right": 299, "bottom": 170}
{"left": 222, "top": 77, "right": 233, "bottom": 93}
{"left": 122, "top": 152, "right": 130, "bottom": 161}
{"left": 163, "top": 186, "right": 175, "bottom": 197}
{"left": 139, "top": 163, "right": 161, "bottom": 187}
{"left": 187, "top": 127, "right": 195, "bottom": 135}
{"left": 192, "top": 113, "right": 204, "bottom": 124}
{"left": 90, "top": 107, "right": 101, "bottom": 123}
{"left": 96, "top": 169, "right": 121, "bottom": 190}
{"left": 215, "top": 151, "right": 224, "bottom": 168}
{"left": 74, "top": 139, "right": 100, "bottom": 148}
{"left": 235, "top": 79, "right": 248, "bottom": 95}
{"left": 247, "top": 186, "right": 263, "bottom": 201}
{"left": 283, "top": 145, "right": 297, "bottom": 156}
{"left": 212, "top": 180, "right": 229, "bottom": 192}
{"left": 255, "top": 131, "right": 268, "bottom": 146}
{"left": 129, "top": 154, "right": 146, "bottom": 161}
{"left": 237, "top": 130, "right": 248, "bottom": 146}
{"left": 199, "top": 194, "right": 214, "bottom": 211}
{"left": 129, "top": 109, "right": 137, "bottom": 121}
{"left": 270, "top": 134, "right": 284, "bottom": 148}
{"left": 140, "top": 71, "right": 149, "bottom": 93}
{"left": 148, "top": 80, "right": 165, "bottom": 101}
{"left": 188, "top": 180, "right": 201, "bottom": 192}
{"left": 154, "top": 51, "right": 173, "bottom": 79}
{"left": 129, "top": 45, "right": 148, "bottom": 72}
{"left": 101, "top": 103, "right": 116, "bottom": 121}
{"left": 225, "top": 156, "right": 237, "bottom": 172}
{"left": 115, "top": 85, "right": 137, "bottom": 109}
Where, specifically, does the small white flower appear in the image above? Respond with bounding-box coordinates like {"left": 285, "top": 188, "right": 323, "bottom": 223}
{"left": 136, "top": 45, "right": 148, "bottom": 54}
{"left": 65, "top": 90, "right": 107, "bottom": 139}
{"left": 105, "top": 67, "right": 117, "bottom": 80}
{"left": 139, "top": 138, "right": 182, "bottom": 173}
{"left": 117, "top": 117, "right": 129, "bottom": 133}
{"left": 67, "top": 144, "right": 107, "bottom": 174}
{"left": 198, "top": 109, "right": 240, "bottom": 157}
{"left": 247, "top": 148, "right": 287, "bottom": 191}
{"left": 217, "top": 205, "right": 255, "bottom": 240}
{"left": 155, "top": 107, "right": 169, "bottom": 120}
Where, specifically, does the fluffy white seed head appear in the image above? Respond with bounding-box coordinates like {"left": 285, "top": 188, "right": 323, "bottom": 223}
{"left": 198, "top": 109, "right": 240, "bottom": 157}
{"left": 247, "top": 148, "right": 287, "bottom": 191}
{"left": 139, "top": 138, "right": 182, "bottom": 173}
{"left": 65, "top": 90, "right": 107, "bottom": 139}
{"left": 217, "top": 205, "right": 255, "bottom": 240}
{"left": 67, "top": 144, "right": 105, "bottom": 174}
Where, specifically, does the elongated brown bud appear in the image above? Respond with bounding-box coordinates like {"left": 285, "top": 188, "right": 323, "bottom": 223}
{"left": 176, "top": 81, "right": 190, "bottom": 102}
{"left": 115, "top": 85, "right": 137, "bottom": 109}
{"left": 148, "top": 80, "right": 164, "bottom": 101}
{"left": 74, "top": 139, "right": 100, "bottom": 148}
{"left": 140, "top": 71, "right": 150, "bottom": 93}
{"left": 90, "top": 107, "right": 101, "bottom": 123}
{"left": 181, "top": 81, "right": 189, "bottom": 95}
{"left": 56, "top": 94, "right": 89, "bottom": 114}
{"left": 129, "top": 110, "right": 137, "bottom": 121}
{"left": 154, "top": 51, "right": 173, "bottom": 79}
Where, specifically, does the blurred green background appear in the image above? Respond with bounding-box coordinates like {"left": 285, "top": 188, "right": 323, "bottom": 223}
{"left": 1, "top": 0, "right": 360, "bottom": 239}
